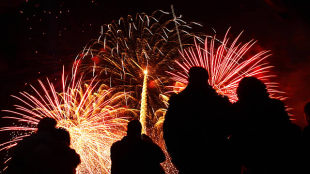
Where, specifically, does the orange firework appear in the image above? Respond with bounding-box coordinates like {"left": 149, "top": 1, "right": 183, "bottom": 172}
{"left": 0, "top": 65, "right": 138, "bottom": 173}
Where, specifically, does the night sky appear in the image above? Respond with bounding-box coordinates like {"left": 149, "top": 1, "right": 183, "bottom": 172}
{"left": 0, "top": 0, "right": 310, "bottom": 129}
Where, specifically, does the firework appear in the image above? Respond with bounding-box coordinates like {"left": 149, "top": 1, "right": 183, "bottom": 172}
{"left": 167, "top": 29, "right": 284, "bottom": 102}
{"left": 74, "top": 10, "right": 202, "bottom": 173}
{"left": 0, "top": 65, "right": 138, "bottom": 173}
{"left": 75, "top": 10, "right": 202, "bottom": 125}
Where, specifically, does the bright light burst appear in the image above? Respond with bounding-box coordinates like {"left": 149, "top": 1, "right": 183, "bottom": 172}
{"left": 74, "top": 10, "right": 202, "bottom": 174}
{"left": 76, "top": 10, "right": 202, "bottom": 117}
{"left": 168, "top": 29, "right": 284, "bottom": 102}
{"left": 0, "top": 65, "right": 138, "bottom": 173}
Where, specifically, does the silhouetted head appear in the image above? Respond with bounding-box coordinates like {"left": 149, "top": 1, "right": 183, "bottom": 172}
{"left": 127, "top": 120, "right": 142, "bottom": 138}
{"left": 188, "top": 67, "right": 209, "bottom": 87}
{"left": 37, "top": 117, "right": 57, "bottom": 133}
{"left": 237, "top": 77, "right": 269, "bottom": 102}
{"left": 304, "top": 102, "right": 310, "bottom": 123}
{"left": 56, "top": 127, "right": 71, "bottom": 146}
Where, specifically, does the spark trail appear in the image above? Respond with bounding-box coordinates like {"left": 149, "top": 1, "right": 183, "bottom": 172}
{"left": 168, "top": 29, "right": 284, "bottom": 102}
{"left": 140, "top": 69, "right": 148, "bottom": 134}
{"left": 0, "top": 65, "right": 138, "bottom": 173}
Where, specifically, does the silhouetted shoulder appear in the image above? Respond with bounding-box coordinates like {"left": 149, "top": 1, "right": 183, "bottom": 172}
{"left": 219, "top": 94, "right": 230, "bottom": 103}
{"left": 269, "top": 98, "right": 288, "bottom": 113}
{"left": 141, "top": 134, "right": 166, "bottom": 163}
{"left": 65, "top": 148, "right": 81, "bottom": 169}
{"left": 171, "top": 91, "right": 190, "bottom": 101}
{"left": 223, "top": 94, "right": 230, "bottom": 100}
{"left": 165, "top": 93, "right": 183, "bottom": 113}
{"left": 111, "top": 139, "right": 123, "bottom": 147}
{"left": 269, "top": 98, "right": 285, "bottom": 108}
{"left": 268, "top": 99, "right": 291, "bottom": 123}
{"left": 111, "top": 140, "right": 123, "bottom": 156}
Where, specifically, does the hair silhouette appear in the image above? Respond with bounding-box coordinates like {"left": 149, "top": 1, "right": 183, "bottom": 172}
{"left": 188, "top": 66, "right": 209, "bottom": 85}
{"left": 37, "top": 117, "right": 57, "bottom": 133}
{"left": 127, "top": 119, "right": 142, "bottom": 137}
{"left": 237, "top": 76, "right": 269, "bottom": 102}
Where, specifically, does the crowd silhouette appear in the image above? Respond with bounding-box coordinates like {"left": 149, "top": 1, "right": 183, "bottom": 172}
{"left": 163, "top": 67, "right": 307, "bottom": 174}
{"left": 5, "top": 66, "right": 310, "bottom": 174}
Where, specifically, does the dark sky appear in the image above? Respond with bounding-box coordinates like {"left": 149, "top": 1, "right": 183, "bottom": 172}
{"left": 0, "top": 0, "right": 309, "bottom": 127}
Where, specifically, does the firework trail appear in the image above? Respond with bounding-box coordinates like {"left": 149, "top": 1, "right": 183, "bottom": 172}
{"left": 167, "top": 29, "right": 284, "bottom": 102}
{"left": 0, "top": 65, "right": 138, "bottom": 173}
{"left": 140, "top": 69, "right": 148, "bottom": 134}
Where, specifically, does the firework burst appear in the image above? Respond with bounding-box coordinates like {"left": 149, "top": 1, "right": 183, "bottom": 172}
{"left": 75, "top": 9, "right": 202, "bottom": 117}
{"left": 0, "top": 65, "right": 138, "bottom": 173}
{"left": 73, "top": 10, "right": 202, "bottom": 173}
{"left": 168, "top": 29, "right": 284, "bottom": 102}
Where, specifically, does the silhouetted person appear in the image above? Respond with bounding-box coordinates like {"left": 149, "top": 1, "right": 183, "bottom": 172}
{"left": 163, "top": 67, "right": 236, "bottom": 174}
{"left": 55, "top": 127, "right": 71, "bottom": 146}
{"left": 111, "top": 120, "right": 166, "bottom": 174}
{"left": 6, "top": 117, "right": 80, "bottom": 174}
{"left": 232, "top": 77, "right": 292, "bottom": 174}
{"left": 52, "top": 128, "right": 81, "bottom": 174}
